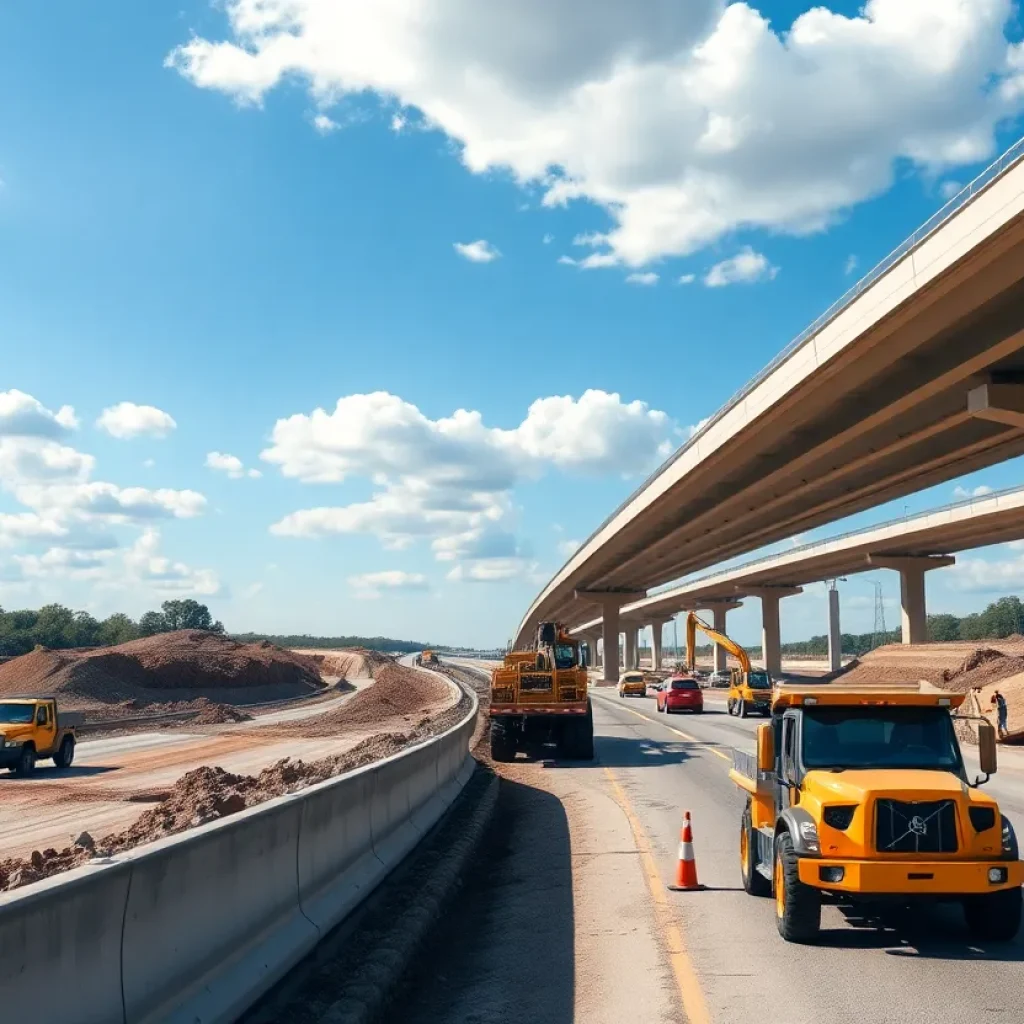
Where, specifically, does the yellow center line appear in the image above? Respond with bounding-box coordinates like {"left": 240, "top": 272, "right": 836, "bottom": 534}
{"left": 603, "top": 766, "right": 711, "bottom": 1024}
{"left": 594, "top": 693, "right": 731, "bottom": 761}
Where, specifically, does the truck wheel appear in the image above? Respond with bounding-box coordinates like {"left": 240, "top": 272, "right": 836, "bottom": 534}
{"left": 774, "top": 832, "right": 821, "bottom": 943}
{"left": 563, "top": 701, "right": 595, "bottom": 760}
{"left": 53, "top": 736, "right": 75, "bottom": 770}
{"left": 740, "top": 803, "right": 771, "bottom": 897}
{"left": 738, "top": 699, "right": 748, "bottom": 719}
{"left": 14, "top": 746, "right": 36, "bottom": 777}
{"left": 963, "top": 886, "right": 1023, "bottom": 942}
{"left": 490, "top": 719, "right": 516, "bottom": 763}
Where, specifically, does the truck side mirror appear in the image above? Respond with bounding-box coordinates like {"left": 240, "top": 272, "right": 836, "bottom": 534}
{"left": 978, "top": 720, "right": 998, "bottom": 779}
{"left": 756, "top": 723, "right": 774, "bottom": 773}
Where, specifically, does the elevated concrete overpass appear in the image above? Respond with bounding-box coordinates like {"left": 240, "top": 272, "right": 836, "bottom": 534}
{"left": 517, "top": 136, "right": 1024, "bottom": 668}
{"left": 572, "top": 483, "right": 1024, "bottom": 678}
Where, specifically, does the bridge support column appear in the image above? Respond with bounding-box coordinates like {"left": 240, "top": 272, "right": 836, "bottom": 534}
{"left": 625, "top": 627, "right": 638, "bottom": 670}
{"left": 866, "top": 555, "right": 955, "bottom": 646}
{"left": 647, "top": 618, "right": 671, "bottom": 671}
{"left": 574, "top": 590, "right": 647, "bottom": 685}
{"left": 745, "top": 587, "right": 803, "bottom": 677}
{"left": 827, "top": 586, "right": 841, "bottom": 672}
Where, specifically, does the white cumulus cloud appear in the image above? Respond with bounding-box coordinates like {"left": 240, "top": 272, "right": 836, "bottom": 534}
{"left": 167, "top": 0, "right": 1024, "bottom": 268}
{"left": 348, "top": 570, "right": 430, "bottom": 598}
{"left": 454, "top": 239, "right": 501, "bottom": 263}
{"left": 206, "top": 451, "right": 262, "bottom": 479}
{"left": 626, "top": 272, "right": 659, "bottom": 286}
{"left": 704, "top": 247, "right": 778, "bottom": 287}
{"left": 312, "top": 113, "right": 339, "bottom": 134}
{"left": 265, "top": 389, "right": 676, "bottom": 579}
{"left": 124, "top": 528, "right": 220, "bottom": 595}
{"left": 953, "top": 484, "right": 994, "bottom": 499}
{"left": 0, "top": 389, "right": 78, "bottom": 438}
{"left": 96, "top": 402, "right": 177, "bottom": 439}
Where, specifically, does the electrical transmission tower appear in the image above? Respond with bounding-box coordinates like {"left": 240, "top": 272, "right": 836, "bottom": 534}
{"left": 870, "top": 582, "right": 887, "bottom": 651}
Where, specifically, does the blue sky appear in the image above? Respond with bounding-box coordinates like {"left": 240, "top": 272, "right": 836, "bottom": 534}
{"left": 3, "top": 1, "right": 1024, "bottom": 647}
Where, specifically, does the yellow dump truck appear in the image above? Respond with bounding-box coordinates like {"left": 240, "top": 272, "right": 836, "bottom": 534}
{"left": 415, "top": 650, "right": 439, "bottom": 667}
{"left": 730, "top": 680, "right": 1023, "bottom": 943}
{"left": 489, "top": 622, "right": 593, "bottom": 762}
{"left": 684, "top": 611, "right": 772, "bottom": 717}
{"left": 0, "top": 697, "right": 82, "bottom": 776}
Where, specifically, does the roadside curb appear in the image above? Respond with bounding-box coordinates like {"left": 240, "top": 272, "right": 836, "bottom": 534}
{"left": 243, "top": 760, "right": 500, "bottom": 1024}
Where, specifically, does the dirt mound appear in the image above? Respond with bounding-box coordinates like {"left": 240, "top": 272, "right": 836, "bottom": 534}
{"left": 939, "top": 649, "right": 1024, "bottom": 692}
{"left": 292, "top": 647, "right": 391, "bottom": 680}
{"left": 0, "top": 631, "right": 324, "bottom": 714}
{"left": 834, "top": 642, "right": 1024, "bottom": 688}
{"left": 293, "top": 659, "right": 455, "bottom": 737}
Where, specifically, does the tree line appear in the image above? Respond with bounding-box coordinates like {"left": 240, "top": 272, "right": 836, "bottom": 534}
{"left": 230, "top": 633, "right": 433, "bottom": 654}
{"left": 0, "top": 600, "right": 224, "bottom": 657}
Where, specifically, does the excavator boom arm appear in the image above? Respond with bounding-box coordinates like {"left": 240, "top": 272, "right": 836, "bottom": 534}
{"left": 684, "top": 611, "right": 751, "bottom": 674}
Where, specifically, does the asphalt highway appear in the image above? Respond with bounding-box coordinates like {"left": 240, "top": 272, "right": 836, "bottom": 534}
{"left": 396, "top": 684, "right": 1024, "bottom": 1024}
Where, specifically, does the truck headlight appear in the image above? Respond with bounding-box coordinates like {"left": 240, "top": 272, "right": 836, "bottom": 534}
{"left": 799, "top": 820, "right": 820, "bottom": 853}
{"left": 989, "top": 867, "right": 1009, "bottom": 884}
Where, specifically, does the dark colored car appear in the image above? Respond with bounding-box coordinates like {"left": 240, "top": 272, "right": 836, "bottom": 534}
{"left": 657, "top": 676, "right": 704, "bottom": 715}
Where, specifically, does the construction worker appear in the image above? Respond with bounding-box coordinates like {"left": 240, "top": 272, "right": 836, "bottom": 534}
{"left": 991, "top": 690, "right": 1009, "bottom": 738}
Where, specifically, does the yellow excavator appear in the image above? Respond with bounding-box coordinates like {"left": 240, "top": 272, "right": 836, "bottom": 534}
{"left": 684, "top": 611, "right": 773, "bottom": 717}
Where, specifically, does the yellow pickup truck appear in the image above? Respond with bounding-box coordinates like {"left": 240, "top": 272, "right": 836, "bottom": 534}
{"left": 618, "top": 671, "right": 647, "bottom": 698}
{"left": 0, "top": 697, "right": 82, "bottom": 776}
{"left": 730, "top": 681, "right": 1023, "bottom": 943}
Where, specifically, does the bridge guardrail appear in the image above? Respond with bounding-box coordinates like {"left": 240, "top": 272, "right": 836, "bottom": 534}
{"left": 0, "top": 680, "right": 478, "bottom": 1024}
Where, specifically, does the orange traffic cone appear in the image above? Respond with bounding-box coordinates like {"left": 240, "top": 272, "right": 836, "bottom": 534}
{"left": 668, "top": 812, "right": 705, "bottom": 891}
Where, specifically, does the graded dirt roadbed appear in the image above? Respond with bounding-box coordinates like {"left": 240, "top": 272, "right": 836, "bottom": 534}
{"left": 0, "top": 659, "right": 457, "bottom": 863}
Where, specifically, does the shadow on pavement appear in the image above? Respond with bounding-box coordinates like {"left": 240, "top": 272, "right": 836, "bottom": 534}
{"left": 1, "top": 765, "right": 118, "bottom": 781}
{"left": 533, "top": 734, "right": 697, "bottom": 770}
{"left": 817, "top": 902, "right": 1024, "bottom": 961}
{"left": 392, "top": 777, "right": 575, "bottom": 1024}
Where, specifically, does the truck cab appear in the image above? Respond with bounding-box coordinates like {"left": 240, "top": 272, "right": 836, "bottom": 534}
{"left": 730, "top": 682, "right": 1023, "bottom": 943}
{"left": 0, "top": 697, "right": 81, "bottom": 776}
{"left": 727, "top": 668, "right": 773, "bottom": 717}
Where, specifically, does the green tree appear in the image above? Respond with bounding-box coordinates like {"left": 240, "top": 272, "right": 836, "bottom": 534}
{"left": 159, "top": 599, "right": 223, "bottom": 633}
{"left": 99, "top": 613, "right": 140, "bottom": 646}
{"left": 927, "top": 613, "right": 960, "bottom": 642}
{"left": 138, "top": 610, "right": 167, "bottom": 637}
{"left": 31, "top": 604, "right": 77, "bottom": 648}
{"left": 72, "top": 611, "right": 102, "bottom": 647}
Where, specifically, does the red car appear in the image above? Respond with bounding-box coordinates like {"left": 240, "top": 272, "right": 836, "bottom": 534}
{"left": 657, "top": 676, "right": 704, "bottom": 714}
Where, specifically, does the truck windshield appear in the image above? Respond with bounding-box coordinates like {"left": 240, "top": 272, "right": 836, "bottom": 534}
{"left": 747, "top": 672, "right": 771, "bottom": 690}
{"left": 802, "top": 706, "right": 962, "bottom": 772}
{"left": 0, "top": 703, "right": 35, "bottom": 724}
{"left": 553, "top": 644, "right": 577, "bottom": 670}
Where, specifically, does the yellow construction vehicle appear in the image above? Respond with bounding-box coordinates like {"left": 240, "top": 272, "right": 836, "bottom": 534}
{"left": 0, "top": 697, "right": 82, "bottom": 776}
{"left": 730, "top": 680, "right": 1023, "bottom": 943}
{"left": 489, "top": 622, "right": 592, "bottom": 762}
{"left": 684, "top": 611, "right": 772, "bottom": 717}
{"left": 415, "top": 650, "right": 439, "bottom": 667}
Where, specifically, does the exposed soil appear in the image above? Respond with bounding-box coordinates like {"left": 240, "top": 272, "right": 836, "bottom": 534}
{"left": 0, "top": 631, "right": 325, "bottom": 719}
{"left": 0, "top": 675, "right": 472, "bottom": 894}
{"left": 0, "top": 657, "right": 470, "bottom": 893}
{"left": 271, "top": 660, "right": 455, "bottom": 739}
{"left": 829, "top": 641, "right": 1024, "bottom": 744}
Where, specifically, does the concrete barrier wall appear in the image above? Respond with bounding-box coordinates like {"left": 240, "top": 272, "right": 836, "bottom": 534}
{"left": 0, "top": 683, "right": 477, "bottom": 1024}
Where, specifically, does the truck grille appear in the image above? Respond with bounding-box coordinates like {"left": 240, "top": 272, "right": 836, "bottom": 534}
{"left": 519, "top": 673, "right": 553, "bottom": 693}
{"left": 875, "top": 799, "right": 958, "bottom": 854}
